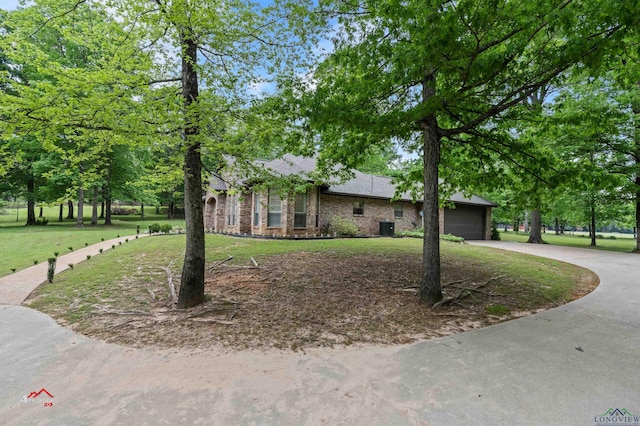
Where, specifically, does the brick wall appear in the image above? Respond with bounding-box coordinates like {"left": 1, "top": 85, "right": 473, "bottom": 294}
{"left": 251, "top": 188, "right": 321, "bottom": 237}
{"left": 319, "top": 194, "right": 421, "bottom": 235}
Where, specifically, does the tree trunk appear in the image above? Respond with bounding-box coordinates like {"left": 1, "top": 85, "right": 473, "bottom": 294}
{"left": 524, "top": 210, "right": 529, "bottom": 233}
{"left": 555, "top": 217, "right": 559, "bottom": 235}
{"left": 635, "top": 183, "right": 640, "bottom": 252}
{"left": 25, "top": 176, "right": 36, "bottom": 226}
{"left": 527, "top": 209, "right": 544, "bottom": 243}
{"left": 168, "top": 201, "right": 174, "bottom": 219}
{"left": 103, "top": 167, "right": 112, "bottom": 225}
{"left": 91, "top": 186, "right": 98, "bottom": 226}
{"left": 590, "top": 204, "right": 597, "bottom": 247}
{"left": 66, "top": 200, "right": 74, "bottom": 219}
{"left": 141, "top": 203, "right": 145, "bottom": 221}
{"left": 38, "top": 206, "right": 43, "bottom": 218}
{"left": 177, "top": 36, "right": 205, "bottom": 309}
{"left": 59, "top": 203, "right": 64, "bottom": 222}
{"left": 418, "top": 73, "right": 442, "bottom": 306}
{"left": 99, "top": 200, "right": 104, "bottom": 219}
{"left": 76, "top": 187, "right": 84, "bottom": 228}
{"left": 105, "top": 198, "right": 112, "bottom": 225}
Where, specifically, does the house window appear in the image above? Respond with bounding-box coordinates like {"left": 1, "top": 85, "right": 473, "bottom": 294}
{"left": 227, "top": 194, "right": 237, "bottom": 226}
{"left": 253, "top": 193, "right": 260, "bottom": 226}
{"left": 353, "top": 200, "right": 364, "bottom": 216}
{"left": 267, "top": 189, "right": 281, "bottom": 227}
{"left": 294, "top": 192, "right": 307, "bottom": 228}
{"left": 394, "top": 203, "right": 403, "bottom": 218}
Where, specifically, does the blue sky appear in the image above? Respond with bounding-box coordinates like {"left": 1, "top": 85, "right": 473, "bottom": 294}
{"left": 0, "top": 0, "right": 22, "bottom": 11}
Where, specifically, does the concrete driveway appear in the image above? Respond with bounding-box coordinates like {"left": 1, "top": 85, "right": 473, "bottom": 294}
{"left": 0, "top": 241, "right": 638, "bottom": 425}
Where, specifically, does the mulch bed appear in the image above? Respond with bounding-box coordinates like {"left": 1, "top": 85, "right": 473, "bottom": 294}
{"left": 49, "top": 251, "right": 597, "bottom": 352}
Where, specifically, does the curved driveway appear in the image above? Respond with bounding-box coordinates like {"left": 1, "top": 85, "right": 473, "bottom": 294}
{"left": 0, "top": 241, "right": 638, "bottom": 425}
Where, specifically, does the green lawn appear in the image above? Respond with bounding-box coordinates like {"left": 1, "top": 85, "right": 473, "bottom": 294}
{"left": 499, "top": 231, "right": 637, "bottom": 252}
{"left": 0, "top": 205, "right": 184, "bottom": 276}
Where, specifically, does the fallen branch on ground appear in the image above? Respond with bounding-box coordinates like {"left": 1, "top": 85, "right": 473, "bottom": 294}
{"left": 97, "top": 309, "right": 151, "bottom": 316}
{"left": 186, "top": 301, "right": 237, "bottom": 319}
{"left": 207, "top": 255, "right": 234, "bottom": 272}
{"left": 433, "top": 275, "right": 506, "bottom": 308}
{"left": 161, "top": 265, "right": 177, "bottom": 306}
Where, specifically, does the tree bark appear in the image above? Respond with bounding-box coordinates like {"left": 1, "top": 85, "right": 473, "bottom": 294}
{"left": 76, "top": 187, "right": 84, "bottom": 228}
{"left": 105, "top": 198, "right": 112, "bottom": 225}
{"left": 38, "top": 206, "right": 43, "bottom": 218}
{"left": 103, "top": 165, "right": 112, "bottom": 225}
{"left": 141, "top": 203, "right": 145, "bottom": 221}
{"left": 177, "top": 36, "right": 205, "bottom": 309}
{"left": 59, "top": 203, "right": 64, "bottom": 222}
{"left": 66, "top": 200, "right": 74, "bottom": 219}
{"left": 527, "top": 209, "right": 544, "bottom": 243}
{"left": 91, "top": 186, "right": 99, "bottom": 226}
{"left": 418, "top": 73, "right": 442, "bottom": 306}
{"left": 99, "top": 200, "right": 104, "bottom": 219}
{"left": 636, "top": 186, "right": 640, "bottom": 252}
{"left": 25, "top": 175, "right": 36, "bottom": 226}
{"left": 590, "top": 203, "right": 597, "bottom": 247}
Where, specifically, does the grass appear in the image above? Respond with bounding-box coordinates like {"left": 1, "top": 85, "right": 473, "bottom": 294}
{"left": 443, "top": 240, "right": 584, "bottom": 304}
{"left": 26, "top": 234, "right": 594, "bottom": 329}
{"left": 499, "top": 231, "right": 637, "bottom": 252}
{"left": 0, "top": 205, "right": 184, "bottom": 276}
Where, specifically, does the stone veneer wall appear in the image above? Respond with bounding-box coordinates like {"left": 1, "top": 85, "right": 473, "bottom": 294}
{"left": 319, "top": 194, "right": 421, "bottom": 235}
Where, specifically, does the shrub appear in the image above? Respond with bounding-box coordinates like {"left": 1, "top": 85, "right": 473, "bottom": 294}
{"left": 99, "top": 248, "right": 104, "bottom": 254}
{"left": 86, "top": 255, "right": 91, "bottom": 260}
{"left": 33, "top": 260, "right": 39, "bottom": 265}
{"left": 68, "top": 263, "right": 74, "bottom": 270}
{"left": 440, "top": 233, "right": 466, "bottom": 243}
{"left": 149, "top": 223, "right": 161, "bottom": 233}
{"left": 327, "top": 216, "right": 359, "bottom": 237}
{"left": 111, "top": 207, "right": 138, "bottom": 215}
{"left": 396, "top": 230, "right": 424, "bottom": 238}
{"left": 53, "top": 251, "right": 59, "bottom": 257}
{"left": 607, "top": 235, "right": 617, "bottom": 240}
{"left": 160, "top": 224, "right": 173, "bottom": 233}
{"left": 491, "top": 222, "right": 501, "bottom": 241}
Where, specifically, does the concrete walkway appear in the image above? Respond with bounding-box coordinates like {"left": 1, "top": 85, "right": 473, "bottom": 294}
{"left": 0, "top": 234, "right": 148, "bottom": 305}
{"left": 0, "top": 241, "right": 639, "bottom": 425}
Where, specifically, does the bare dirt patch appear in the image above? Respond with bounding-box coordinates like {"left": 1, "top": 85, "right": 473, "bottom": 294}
{"left": 31, "top": 250, "right": 598, "bottom": 352}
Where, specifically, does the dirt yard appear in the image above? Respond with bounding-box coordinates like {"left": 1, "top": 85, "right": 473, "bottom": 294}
{"left": 35, "top": 250, "right": 597, "bottom": 352}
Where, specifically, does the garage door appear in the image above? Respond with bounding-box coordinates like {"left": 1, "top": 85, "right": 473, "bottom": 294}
{"left": 444, "top": 205, "right": 486, "bottom": 240}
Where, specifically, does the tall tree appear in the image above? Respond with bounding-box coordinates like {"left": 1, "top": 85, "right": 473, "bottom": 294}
{"left": 1, "top": 0, "right": 318, "bottom": 308}
{"left": 298, "top": 0, "right": 635, "bottom": 304}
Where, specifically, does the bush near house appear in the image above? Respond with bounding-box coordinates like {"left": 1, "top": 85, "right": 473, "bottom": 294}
{"left": 327, "top": 216, "right": 359, "bottom": 236}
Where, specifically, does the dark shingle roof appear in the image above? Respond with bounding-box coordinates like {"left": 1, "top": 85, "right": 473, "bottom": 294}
{"left": 256, "top": 154, "right": 497, "bottom": 207}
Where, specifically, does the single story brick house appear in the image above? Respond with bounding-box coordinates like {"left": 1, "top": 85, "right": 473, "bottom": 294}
{"left": 204, "top": 155, "right": 497, "bottom": 240}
